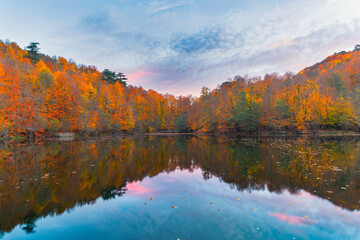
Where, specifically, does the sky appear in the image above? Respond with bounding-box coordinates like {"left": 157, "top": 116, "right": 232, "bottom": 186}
{"left": 1, "top": 0, "right": 360, "bottom": 96}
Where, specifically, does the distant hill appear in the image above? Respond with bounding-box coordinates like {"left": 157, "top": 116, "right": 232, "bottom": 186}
{"left": 192, "top": 45, "right": 360, "bottom": 133}
{"left": 296, "top": 46, "right": 360, "bottom": 88}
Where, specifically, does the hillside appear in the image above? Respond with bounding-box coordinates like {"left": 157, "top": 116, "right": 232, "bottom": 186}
{"left": 0, "top": 41, "right": 191, "bottom": 138}
{"left": 191, "top": 45, "right": 360, "bottom": 133}
{"left": 0, "top": 40, "right": 360, "bottom": 138}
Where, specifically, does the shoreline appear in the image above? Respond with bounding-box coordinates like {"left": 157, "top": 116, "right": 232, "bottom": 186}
{"left": 2, "top": 131, "right": 360, "bottom": 143}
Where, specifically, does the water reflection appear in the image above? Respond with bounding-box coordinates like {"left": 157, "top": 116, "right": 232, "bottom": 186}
{"left": 0, "top": 136, "right": 359, "bottom": 238}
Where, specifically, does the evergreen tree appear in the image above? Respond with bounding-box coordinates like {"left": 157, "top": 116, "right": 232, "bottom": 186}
{"left": 102, "top": 69, "right": 127, "bottom": 86}
{"left": 25, "top": 42, "right": 40, "bottom": 64}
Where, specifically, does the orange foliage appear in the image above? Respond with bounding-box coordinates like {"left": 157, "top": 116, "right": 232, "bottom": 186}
{"left": 1, "top": 40, "right": 360, "bottom": 136}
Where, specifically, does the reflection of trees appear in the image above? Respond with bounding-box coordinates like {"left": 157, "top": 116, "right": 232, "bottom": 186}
{"left": 20, "top": 211, "right": 37, "bottom": 234}
{"left": 0, "top": 136, "right": 360, "bottom": 233}
{"left": 101, "top": 184, "right": 127, "bottom": 200}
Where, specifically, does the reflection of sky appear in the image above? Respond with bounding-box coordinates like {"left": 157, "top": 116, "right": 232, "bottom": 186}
{"left": 4, "top": 169, "right": 360, "bottom": 240}
{"left": 1, "top": 0, "right": 360, "bottom": 96}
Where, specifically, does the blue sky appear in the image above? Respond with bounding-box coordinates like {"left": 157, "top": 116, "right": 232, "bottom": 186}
{"left": 1, "top": 0, "right": 360, "bottom": 96}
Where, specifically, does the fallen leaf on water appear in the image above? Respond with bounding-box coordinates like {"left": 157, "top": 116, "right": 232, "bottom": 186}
{"left": 253, "top": 209, "right": 257, "bottom": 211}
{"left": 218, "top": 209, "right": 221, "bottom": 211}
{"left": 308, "top": 223, "right": 312, "bottom": 225}
{"left": 172, "top": 206, "right": 178, "bottom": 209}
{"left": 150, "top": 198, "right": 153, "bottom": 200}
{"left": 182, "top": 197, "right": 186, "bottom": 199}
{"left": 256, "top": 228, "right": 260, "bottom": 230}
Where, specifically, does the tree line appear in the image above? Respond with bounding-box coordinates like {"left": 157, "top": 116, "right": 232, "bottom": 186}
{"left": 1, "top": 40, "right": 360, "bottom": 138}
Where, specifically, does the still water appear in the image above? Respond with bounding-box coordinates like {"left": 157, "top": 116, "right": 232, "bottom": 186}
{"left": 0, "top": 136, "right": 360, "bottom": 239}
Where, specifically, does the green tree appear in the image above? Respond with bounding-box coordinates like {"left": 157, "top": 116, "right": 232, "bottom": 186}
{"left": 327, "top": 73, "right": 347, "bottom": 95}
{"left": 25, "top": 42, "right": 40, "bottom": 64}
{"left": 270, "top": 99, "right": 290, "bottom": 131}
{"left": 199, "top": 87, "right": 218, "bottom": 132}
{"left": 175, "top": 113, "right": 189, "bottom": 132}
{"left": 102, "top": 69, "right": 127, "bottom": 86}
{"left": 228, "top": 91, "right": 261, "bottom": 132}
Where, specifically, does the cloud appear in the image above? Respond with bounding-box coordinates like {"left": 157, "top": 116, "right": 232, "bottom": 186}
{"left": 126, "top": 67, "right": 159, "bottom": 84}
{"left": 81, "top": 13, "right": 113, "bottom": 33}
{"left": 146, "top": 0, "right": 188, "bottom": 16}
{"left": 2, "top": 0, "right": 360, "bottom": 96}
{"left": 171, "top": 30, "right": 221, "bottom": 54}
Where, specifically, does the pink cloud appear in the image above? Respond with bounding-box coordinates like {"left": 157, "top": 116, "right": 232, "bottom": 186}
{"left": 126, "top": 67, "right": 158, "bottom": 84}
{"left": 126, "top": 181, "right": 153, "bottom": 195}
{"left": 268, "top": 212, "right": 307, "bottom": 225}
{"left": 267, "top": 39, "right": 300, "bottom": 50}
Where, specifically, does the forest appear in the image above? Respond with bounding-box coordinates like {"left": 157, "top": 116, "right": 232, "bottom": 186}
{"left": 1, "top": 40, "right": 360, "bottom": 138}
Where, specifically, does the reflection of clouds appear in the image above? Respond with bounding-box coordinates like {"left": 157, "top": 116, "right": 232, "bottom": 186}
{"left": 126, "top": 182, "right": 153, "bottom": 195}
{"left": 123, "top": 170, "right": 360, "bottom": 239}
{"left": 268, "top": 212, "right": 306, "bottom": 225}
{"left": 296, "top": 191, "right": 319, "bottom": 200}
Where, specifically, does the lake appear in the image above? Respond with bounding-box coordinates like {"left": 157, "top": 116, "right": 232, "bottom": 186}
{"left": 0, "top": 136, "right": 359, "bottom": 239}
